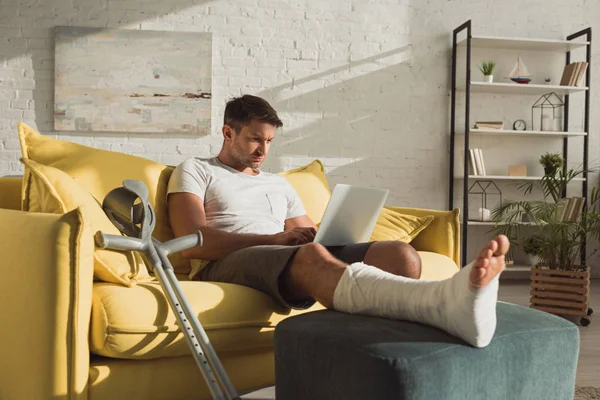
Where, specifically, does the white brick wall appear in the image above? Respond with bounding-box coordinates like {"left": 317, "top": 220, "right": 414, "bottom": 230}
{"left": 1, "top": 0, "right": 599, "bottom": 272}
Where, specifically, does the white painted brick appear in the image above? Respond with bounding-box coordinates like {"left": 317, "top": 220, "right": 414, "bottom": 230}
{"left": 176, "top": 144, "right": 211, "bottom": 155}
{"left": 0, "top": 90, "right": 17, "bottom": 100}
{"left": 229, "top": 77, "right": 262, "bottom": 87}
{"left": 2, "top": 139, "right": 21, "bottom": 150}
{"left": 0, "top": 69, "right": 23, "bottom": 79}
{"left": 10, "top": 100, "right": 29, "bottom": 109}
{"left": 286, "top": 59, "right": 317, "bottom": 70}
{"left": 254, "top": 58, "right": 286, "bottom": 68}
{"left": 274, "top": 9, "right": 305, "bottom": 20}
{"left": 3, "top": 110, "right": 23, "bottom": 119}
{"left": 261, "top": 37, "right": 295, "bottom": 49}
{"left": 221, "top": 57, "right": 255, "bottom": 67}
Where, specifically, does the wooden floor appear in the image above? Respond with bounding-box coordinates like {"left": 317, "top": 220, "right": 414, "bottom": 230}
{"left": 242, "top": 280, "right": 600, "bottom": 399}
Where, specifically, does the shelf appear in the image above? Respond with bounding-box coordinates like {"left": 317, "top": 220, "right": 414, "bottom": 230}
{"left": 458, "top": 35, "right": 589, "bottom": 52}
{"left": 459, "top": 82, "right": 588, "bottom": 95}
{"left": 467, "top": 221, "right": 537, "bottom": 226}
{"left": 462, "top": 129, "right": 587, "bottom": 138}
{"left": 456, "top": 175, "right": 586, "bottom": 181}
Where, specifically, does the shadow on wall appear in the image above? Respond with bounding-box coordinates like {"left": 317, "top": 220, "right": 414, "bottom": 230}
{"left": 0, "top": 0, "right": 213, "bottom": 141}
{"left": 259, "top": 38, "right": 450, "bottom": 209}
{"left": 2, "top": 1, "right": 452, "bottom": 209}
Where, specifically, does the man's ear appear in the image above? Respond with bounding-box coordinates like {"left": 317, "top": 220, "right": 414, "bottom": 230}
{"left": 222, "top": 125, "right": 234, "bottom": 141}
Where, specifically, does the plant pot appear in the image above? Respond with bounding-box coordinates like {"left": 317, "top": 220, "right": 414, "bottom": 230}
{"left": 484, "top": 75, "right": 493, "bottom": 83}
{"left": 527, "top": 254, "right": 541, "bottom": 267}
{"left": 530, "top": 266, "right": 591, "bottom": 324}
{"left": 544, "top": 166, "right": 557, "bottom": 175}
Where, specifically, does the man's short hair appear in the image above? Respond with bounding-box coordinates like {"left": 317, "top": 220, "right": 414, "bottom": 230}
{"left": 224, "top": 95, "right": 283, "bottom": 133}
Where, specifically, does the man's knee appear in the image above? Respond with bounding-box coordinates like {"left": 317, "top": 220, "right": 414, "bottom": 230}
{"left": 295, "top": 242, "right": 331, "bottom": 262}
{"left": 377, "top": 241, "right": 422, "bottom": 279}
{"left": 396, "top": 242, "right": 421, "bottom": 278}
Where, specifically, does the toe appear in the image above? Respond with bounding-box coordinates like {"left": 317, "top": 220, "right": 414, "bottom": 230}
{"left": 494, "top": 235, "right": 510, "bottom": 256}
{"left": 478, "top": 247, "right": 492, "bottom": 260}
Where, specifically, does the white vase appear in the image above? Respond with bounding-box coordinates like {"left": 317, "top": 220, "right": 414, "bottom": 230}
{"left": 484, "top": 75, "right": 493, "bottom": 83}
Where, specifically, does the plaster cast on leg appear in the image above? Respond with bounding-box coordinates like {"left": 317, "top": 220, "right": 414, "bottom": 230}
{"left": 332, "top": 261, "right": 499, "bottom": 348}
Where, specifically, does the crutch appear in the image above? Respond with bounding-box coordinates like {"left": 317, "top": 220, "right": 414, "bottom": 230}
{"left": 94, "top": 179, "right": 240, "bottom": 400}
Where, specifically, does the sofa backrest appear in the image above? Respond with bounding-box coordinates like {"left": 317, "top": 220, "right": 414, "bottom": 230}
{"left": 0, "top": 177, "right": 22, "bottom": 211}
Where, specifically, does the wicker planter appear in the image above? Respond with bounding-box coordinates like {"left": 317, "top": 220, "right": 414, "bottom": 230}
{"left": 530, "top": 266, "right": 593, "bottom": 326}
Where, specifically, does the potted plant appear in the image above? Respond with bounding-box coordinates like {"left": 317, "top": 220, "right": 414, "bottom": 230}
{"left": 539, "top": 152, "right": 564, "bottom": 176}
{"left": 523, "top": 235, "right": 543, "bottom": 266}
{"left": 492, "top": 166, "right": 598, "bottom": 325}
{"left": 478, "top": 60, "right": 496, "bottom": 83}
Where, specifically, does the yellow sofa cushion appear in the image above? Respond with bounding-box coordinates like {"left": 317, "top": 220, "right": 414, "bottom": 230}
{"left": 21, "top": 158, "right": 151, "bottom": 286}
{"left": 90, "top": 280, "right": 325, "bottom": 359}
{"left": 418, "top": 251, "right": 459, "bottom": 280}
{"left": 89, "top": 251, "right": 456, "bottom": 360}
{"left": 279, "top": 160, "right": 331, "bottom": 224}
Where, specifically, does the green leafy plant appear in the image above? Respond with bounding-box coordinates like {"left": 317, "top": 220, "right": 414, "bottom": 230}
{"left": 492, "top": 165, "right": 600, "bottom": 271}
{"left": 539, "top": 152, "right": 564, "bottom": 175}
{"left": 523, "top": 235, "right": 543, "bottom": 256}
{"left": 478, "top": 60, "right": 496, "bottom": 76}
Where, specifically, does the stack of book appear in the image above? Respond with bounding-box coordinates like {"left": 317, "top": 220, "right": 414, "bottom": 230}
{"left": 556, "top": 197, "right": 585, "bottom": 222}
{"left": 474, "top": 121, "right": 504, "bottom": 130}
{"left": 559, "top": 62, "right": 589, "bottom": 87}
{"left": 469, "top": 148, "right": 487, "bottom": 176}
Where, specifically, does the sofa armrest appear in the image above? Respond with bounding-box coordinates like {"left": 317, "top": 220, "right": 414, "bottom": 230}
{"left": 0, "top": 208, "right": 94, "bottom": 400}
{"left": 386, "top": 206, "right": 460, "bottom": 267}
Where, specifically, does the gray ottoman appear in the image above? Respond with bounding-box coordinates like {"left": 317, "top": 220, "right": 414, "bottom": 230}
{"left": 274, "top": 302, "right": 579, "bottom": 400}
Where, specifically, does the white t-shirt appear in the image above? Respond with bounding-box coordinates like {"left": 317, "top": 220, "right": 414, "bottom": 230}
{"left": 167, "top": 157, "right": 307, "bottom": 277}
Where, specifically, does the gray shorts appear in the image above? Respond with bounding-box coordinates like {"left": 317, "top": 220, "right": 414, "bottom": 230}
{"left": 195, "top": 243, "right": 374, "bottom": 310}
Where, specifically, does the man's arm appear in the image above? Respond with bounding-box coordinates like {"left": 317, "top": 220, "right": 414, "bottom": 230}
{"left": 284, "top": 215, "right": 317, "bottom": 231}
{"left": 168, "top": 192, "right": 316, "bottom": 260}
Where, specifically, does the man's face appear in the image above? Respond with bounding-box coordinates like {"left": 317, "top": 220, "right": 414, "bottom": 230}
{"left": 224, "top": 119, "right": 275, "bottom": 169}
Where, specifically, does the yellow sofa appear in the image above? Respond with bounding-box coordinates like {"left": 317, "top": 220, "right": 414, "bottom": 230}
{"left": 0, "top": 126, "right": 461, "bottom": 400}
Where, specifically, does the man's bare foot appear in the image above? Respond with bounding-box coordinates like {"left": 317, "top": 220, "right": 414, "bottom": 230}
{"left": 470, "top": 235, "right": 510, "bottom": 288}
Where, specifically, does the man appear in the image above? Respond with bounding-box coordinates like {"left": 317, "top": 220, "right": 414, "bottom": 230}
{"left": 167, "top": 94, "right": 509, "bottom": 348}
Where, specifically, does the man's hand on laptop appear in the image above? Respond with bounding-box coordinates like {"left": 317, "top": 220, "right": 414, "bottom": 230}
{"left": 272, "top": 227, "right": 316, "bottom": 246}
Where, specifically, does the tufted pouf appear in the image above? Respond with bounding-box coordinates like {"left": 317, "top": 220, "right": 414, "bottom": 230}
{"left": 274, "top": 302, "right": 579, "bottom": 400}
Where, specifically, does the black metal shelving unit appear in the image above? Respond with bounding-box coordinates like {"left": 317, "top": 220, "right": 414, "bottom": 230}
{"left": 449, "top": 20, "right": 592, "bottom": 267}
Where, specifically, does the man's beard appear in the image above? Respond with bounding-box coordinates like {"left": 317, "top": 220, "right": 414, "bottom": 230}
{"left": 231, "top": 147, "right": 262, "bottom": 169}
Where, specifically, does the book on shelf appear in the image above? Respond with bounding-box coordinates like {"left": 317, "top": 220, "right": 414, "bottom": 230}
{"left": 556, "top": 198, "right": 569, "bottom": 221}
{"left": 474, "top": 121, "right": 504, "bottom": 130}
{"left": 477, "top": 149, "right": 487, "bottom": 176}
{"left": 468, "top": 149, "right": 479, "bottom": 176}
{"left": 469, "top": 148, "right": 486, "bottom": 176}
{"left": 559, "top": 62, "right": 589, "bottom": 87}
{"left": 575, "top": 63, "right": 588, "bottom": 87}
{"left": 556, "top": 197, "right": 585, "bottom": 222}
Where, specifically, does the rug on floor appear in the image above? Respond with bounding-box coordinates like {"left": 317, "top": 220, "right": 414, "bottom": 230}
{"left": 575, "top": 386, "right": 600, "bottom": 400}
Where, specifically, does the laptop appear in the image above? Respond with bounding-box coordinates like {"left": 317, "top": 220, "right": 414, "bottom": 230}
{"left": 313, "top": 184, "right": 389, "bottom": 246}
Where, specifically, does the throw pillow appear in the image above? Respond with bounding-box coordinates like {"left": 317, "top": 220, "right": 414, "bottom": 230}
{"left": 369, "top": 207, "right": 434, "bottom": 243}
{"left": 17, "top": 123, "right": 185, "bottom": 272}
{"left": 21, "top": 158, "right": 151, "bottom": 286}
{"left": 279, "top": 160, "right": 331, "bottom": 224}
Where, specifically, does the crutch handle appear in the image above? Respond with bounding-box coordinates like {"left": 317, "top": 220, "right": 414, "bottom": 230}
{"left": 94, "top": 231, "right": 145, "bottom": 252}
{"left": 160, "top": 231, "right": 203, "bottom": 255}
